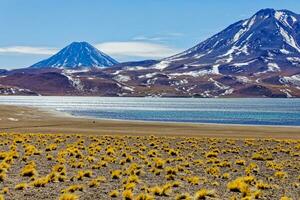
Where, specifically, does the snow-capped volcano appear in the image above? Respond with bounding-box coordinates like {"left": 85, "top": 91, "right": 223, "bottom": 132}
{"left": 155, "top": 8, "right": 300, "bottom": 75}
{"left": 30, "top": 42, "right": 118, "bottom": 69}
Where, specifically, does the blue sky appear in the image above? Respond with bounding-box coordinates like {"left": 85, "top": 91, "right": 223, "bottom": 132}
{"left": 1, "top": 0, "right": 300, "bottom": 69}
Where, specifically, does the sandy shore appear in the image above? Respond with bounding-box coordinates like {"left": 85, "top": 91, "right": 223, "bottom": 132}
{"left": 0, "top": 105, "right": 300, "bottom": 139}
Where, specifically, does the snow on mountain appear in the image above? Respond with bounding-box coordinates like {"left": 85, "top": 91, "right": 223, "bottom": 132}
{"left": 153, "top": 8, "right": 300, "bottom": 75}
{"left": 30, "top": 42, "right": 118, "bottom": 69}
{"left": 280, "top": 74, "right": 300, "bottom": 86}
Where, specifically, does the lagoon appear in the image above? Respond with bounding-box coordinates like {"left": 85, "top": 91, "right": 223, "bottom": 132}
{"left": 0, "top": 96, "right": 299, "bottom": 126}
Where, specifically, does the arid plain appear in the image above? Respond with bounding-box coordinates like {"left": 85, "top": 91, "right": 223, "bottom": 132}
{"left": 0, "top": 106, "right": 299, "bottom": 200}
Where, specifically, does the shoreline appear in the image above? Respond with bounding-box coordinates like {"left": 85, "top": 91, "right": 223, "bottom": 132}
{"left": 63, "top": 114, "right": 300, "bottom": 128}
{"left": 0, "top": 105, "right": 300, "bottom": 139}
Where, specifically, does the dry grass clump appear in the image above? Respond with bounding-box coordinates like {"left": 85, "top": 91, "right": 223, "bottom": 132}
{"left": 15, "top": 183, "right": 27, "bottom": 190}
{"left": 111, "top": 169, "right": 122, "bottom": 179}
{"left": 148, "top": 183, "right": 174, "bottom": 197}
{"left": 175, "top": 193, "right": 192, "bottom": 200}
{"left": 1, "top": 188, "right": 8, "bottom": 195}
{"left": 122, "top": 189, "right": 134, "bottom": 200}
{"left": 61, "top": 184, "right": 84, "bottom": 193}
{"left": 0, "top": 133, "right": 298, "bottom": 199}
{"left": 31, "top": 176, "right": 50, "bottom": 187}
{"left": 186, "top": 176, "right": 201, "bottom": 185}
{"left": 0, "top": 173, "right": 6, "bottom": 182}
{"left": 59, "top": 193, "right": 79, "bottom": 200}
{"left": 194, "top": 189, "right": 216, "bottom": 199}
{"left": 74, "top": 170, "right": 93, "bottom": 181}
{"left": 109, "top": 190, "right": 120, "bottom": 198}
{"left": 274, "top": 171, "right": 287, "bottom": 179}
{"left": 21, "top": 161, "right": 37, "bottom": 177}
{"left": 256, "top": 180, "right": 272, "bottom": 190}
{"left": 109, "top": 190, "right": 119, "bottom": 198}
{"left": 227, "top": 177, "right": 250, "bottom": 195}
{"left": 45, "top": 143, "right": 57, "bottom": 151}
{"left": 235, "top": 159, "right": 246, "bottom": 166}
{"left": 135, "top": 193, "right": 154, "bottom": 200}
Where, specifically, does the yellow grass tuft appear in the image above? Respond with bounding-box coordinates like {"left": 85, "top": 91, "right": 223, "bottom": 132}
{"left": 111, "top": 170, "right": 122, "bottom": 179}
{"left": 109, "top": 190, "right": 119, "bottom": 198}
{"left": 280, "top": 197, "right": 292, "bottom": 200}
{"left": 122, "top": 190, "right": 134, "bottom": 200}
{"left": 227, "top": 177, "right": 250, "bottom": 196}
{"left": 186, "top": 176, "right": 200, "bottom": 185}
{"left": 194, "top": 189, "right": 215, "bottom": 199}
{"left": 15, "top": 183, "right": 28, "bottom": 190}
{"left": 274, "top": 171, "right": 287, "bottom": 179}
{"left": 0, "top": 173, "right": 6, "bottom": 182}
{"left": 175, "top": 193, "right": 192, "bottom": 200}
{"left": 31, "top": 176, "right": 49, "bottom": 187}
{"left": 135, "top": 193, "right": 154, "bottom": 200}
{"left": 21, "top": 161, "right": 37, "bottom": 177}
{"left": 59, "top": 193, "right": 79, "bottom": 200}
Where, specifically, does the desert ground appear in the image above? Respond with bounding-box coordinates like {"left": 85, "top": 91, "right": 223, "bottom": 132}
{"left": 0, "top": 105, "right": 299, "bottom": 200}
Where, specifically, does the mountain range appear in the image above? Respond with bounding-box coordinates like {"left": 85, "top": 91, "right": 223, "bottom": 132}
{"left": 1, "top": 8, "right": 300, "bottom": 97}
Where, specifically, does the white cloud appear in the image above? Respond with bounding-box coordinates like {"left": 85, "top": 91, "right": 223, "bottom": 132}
{"left": 132, "top": 32, "right": 184, "bottom": 42}
{"left": 0, "top": 41, "right": 182, "bottom": 60}
{"left": 132, "top": 36, "right": 165, "bottom": 41}
{"left": 96, "top": 41, "right": 181, "bottom": 59}
{"left": 0, "top": 46, "right": 57, "bottom": 55}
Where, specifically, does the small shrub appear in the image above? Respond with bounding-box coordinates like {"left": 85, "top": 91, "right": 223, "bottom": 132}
{"left": 0, "top": 173, "right": 6, "bottom": 182}
{"left": 227, "top": 177, "right": 250, "bottom": 196}
{"left": 194, "top": 189, "right": 215, "bottom": 199}
{"left": 31, "top": 177, "right": 49, "bottom": 187}
{"left": 109, "top": 190, "right": 119, "bottom": 198}
{"left": 235, "top": 160, "right": 246, "bottom": 166}
{"left": 62, "top": 185, "right": 84, "bottom": 193}
{"left": 15, "top": 183, "right": 27, "bottom": 190}
{"left": 21, "top": 162, "right": 37, "bottom": 177}
{"left": 59, "top": 193, "right": 79, "bottom": 200}
{"left": 187, "top": 176, "right": 200, "bottom": 185}
{"left": 111, "top": 170, "right": 122, "bottom": 179}
{"left": 122, "top": 190, "right": 134, "bottom": 200}
{"left": 274, "top": 171, "right": 287, "bottom": 179}
{"left": 175, "top": 193, "right": 192, "bottom": 200}
{"left": 280, "top": 197, "right": 292, "bottom": 200}
{"left": 135, "top": 193, "right": 154, "bottom": 200}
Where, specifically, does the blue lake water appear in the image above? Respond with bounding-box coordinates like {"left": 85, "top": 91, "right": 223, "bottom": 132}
{"left": 0, "top": 96, "right": 300, "bottom": 126}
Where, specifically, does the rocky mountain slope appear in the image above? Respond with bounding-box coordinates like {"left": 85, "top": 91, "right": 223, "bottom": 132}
{"left": 1, "top": 9, "right": 300, "bottom": 97}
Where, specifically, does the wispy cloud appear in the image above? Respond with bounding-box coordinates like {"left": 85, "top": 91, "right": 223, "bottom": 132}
{"left": 132, "top": 36, "right": 165, "bottom": 42}
{"left": 0, "top": 41, "right": 182, "bottom": 60}
{"left": 0, "top": 46, "right": 57, "bottom": 55}
{"left": 132, "top": 32, "right": 184, "bottom": 42}
{"left": 96, "top": 41, "right": 182, "bottom": 58}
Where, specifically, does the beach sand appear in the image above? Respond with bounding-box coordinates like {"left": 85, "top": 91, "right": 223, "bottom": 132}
{"left": 0, "top": 105, "right": 299, "bottom": 139}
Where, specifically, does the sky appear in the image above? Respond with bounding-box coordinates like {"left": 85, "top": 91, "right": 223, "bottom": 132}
{"left": 1, "top": 0, "right": 300, "bottom": 69}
